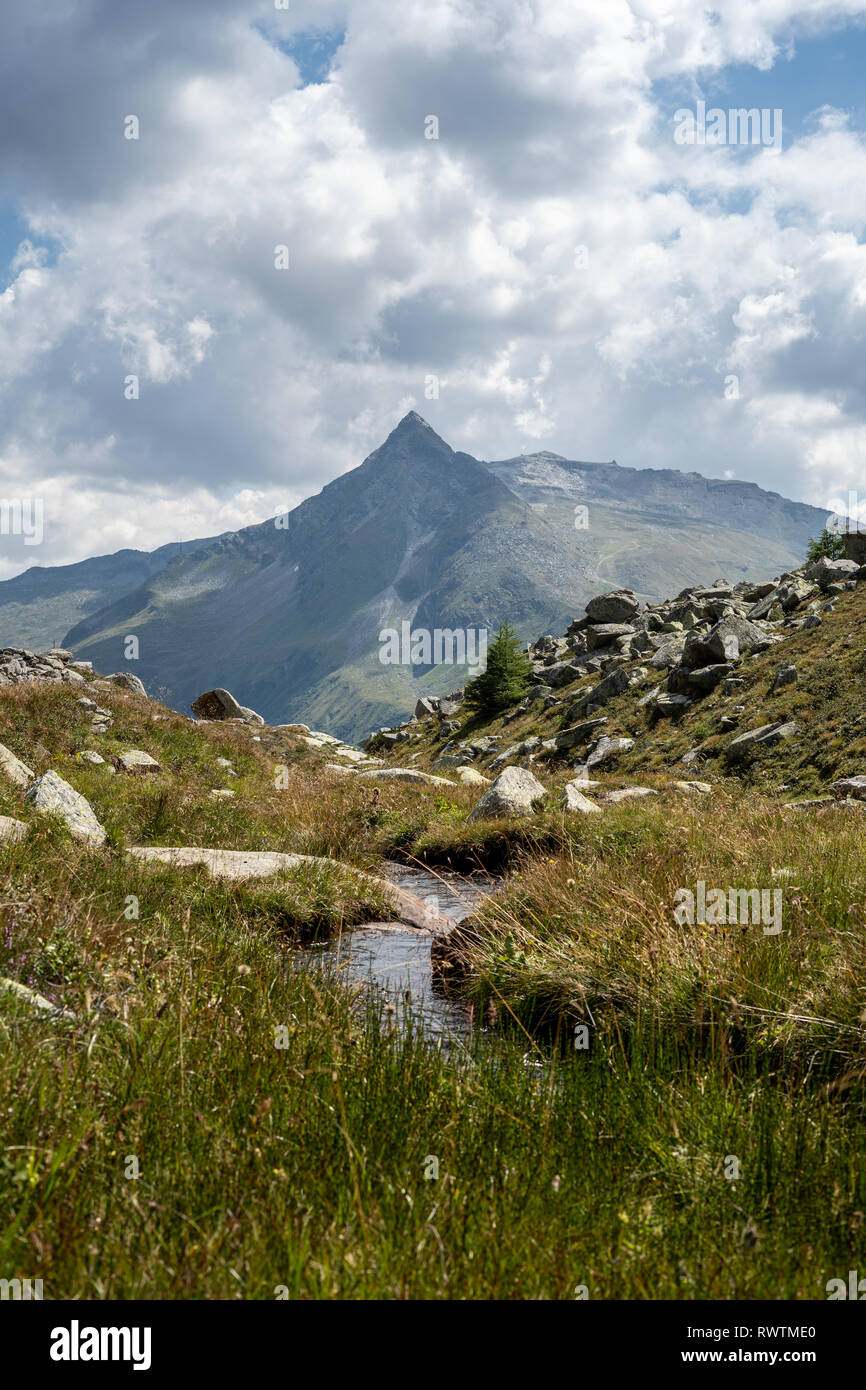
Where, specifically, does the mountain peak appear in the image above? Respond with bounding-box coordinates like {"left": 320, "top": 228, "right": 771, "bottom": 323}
{"left": 387, "top": 409, "right": 443, "bottom": 441}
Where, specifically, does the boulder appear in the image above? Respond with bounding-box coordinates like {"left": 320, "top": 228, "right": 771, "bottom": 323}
{"left": 0, "top": 815, "right": 29, "bottom": 843}
{"left": 598, "top": 787, "right": 657, "bottom": 803}
{"left": 467, "top": 766, "right": 546, "bottom": 821}
{"left": 355, "top": 768, "right": 456, "bottom": 786}
{"left": 24, "top": 770, "right": 106, "bottom": 844}
{"left": 126, "top": 847, "right": 454, "bottom": 935}
{"left": 650, "top": 636, "right": 688, "bottom": 669}
{"left": 191, "top": 688, "right": 263, "bottom": 724}
{"left": 113, "top": 750, "right": 161, "bottom": 775}
{"left": 682, "top": 663, "right": 733, "bottom": 693}
{"left": 0, "top": 976, "right": 74, "bottom": 1020}
{"left": 570, "top": 665, "right": 632, "bottom": 715}
{"left": 559, "top": 783, "right": 600, "bottom": 813}
{"left": 805, "top": 555, "right": 860, "bottom": 590}
{"left": 829, "top": 775, "right": 866, "bottom": 801}
{"left": 725, "top": 721, "right": 799, "bottom": 763}
{"left": 682, "top": 616, "right": 766, "bottom": 669}
{"left": 0, "top": 742, "right": 34, "bottom": 788}
{"left": 77, "top": 751, "right": 106, "bottom": 766}
{"left": 771, "top": 663, "right": 797, "bottom": 691}
{"left": 673, "top": 781, "right": 713, "bottom": 795}
{"left": 582, "top": 735, "right": 635, "bottom": 769}
{"left": 542, "top": 659, "right": 584, "bottom": 689}
{"left": 554, "top": 716, "right": 608, "bottom": 750}
{"left": 432, "top": 753, "right": 466, "bottom": 770}
{"left": 456, "top": 767, "right": 490, "bottom": 786}
{"left": 106, "top": 672, "right": 148, "bottom": 697}
{"left": 655, "top": 692, "right": 692, "bottom": 715}
{"left": 585, "top": 623, "right": 635, "bottom": 651}
{"left": 585, "top": 589, "right": 640, "bottom": 624}
{"left": 741, "top": 581, "right": 776, "bottom": 604}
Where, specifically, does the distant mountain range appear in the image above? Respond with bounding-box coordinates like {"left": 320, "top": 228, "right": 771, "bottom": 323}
{"left": 0, "top": 413, "right": 832, "bottom": 739}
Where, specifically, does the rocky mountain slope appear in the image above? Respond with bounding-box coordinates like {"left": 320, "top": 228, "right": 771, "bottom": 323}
{"left": 487, "top": 450, "right": 827, "bottom": 598}
{"left": 358, "top": 550, "right": 866, "bottom": 807}
{"left": 0, "top": 414, "right": 833, "bottom": 740}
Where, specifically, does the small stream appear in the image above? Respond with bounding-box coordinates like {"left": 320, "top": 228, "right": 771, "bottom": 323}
{"left": 300, "top": 864, "right": 499, "bottom": 1040}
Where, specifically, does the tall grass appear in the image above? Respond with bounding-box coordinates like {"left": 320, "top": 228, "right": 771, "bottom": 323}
{"left": 2, "top": 681, "right": 866, "bottom": 1297}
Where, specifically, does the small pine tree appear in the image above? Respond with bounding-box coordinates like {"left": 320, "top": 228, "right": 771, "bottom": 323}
{"left": 806, "top": 527, "right": 846, "bottom": 562}
{"left": 463, "top": 622, "right": 533, "bottom": 716}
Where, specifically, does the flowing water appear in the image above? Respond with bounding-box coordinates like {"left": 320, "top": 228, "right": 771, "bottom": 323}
{"left": 300, "top": 863, "right": 499, "bottom": 1040}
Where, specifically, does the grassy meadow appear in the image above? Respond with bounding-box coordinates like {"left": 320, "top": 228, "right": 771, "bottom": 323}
{"left": 1, "top": 675, "right": 865, "bottom": 1298}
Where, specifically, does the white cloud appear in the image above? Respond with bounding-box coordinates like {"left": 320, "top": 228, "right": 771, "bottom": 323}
{"left": 2, "top": 0, "right": 866, "bottom": 573}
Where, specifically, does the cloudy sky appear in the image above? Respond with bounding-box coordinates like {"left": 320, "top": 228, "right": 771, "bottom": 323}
{"left": 2, "top": 0, "right": 866, "bottom": 578}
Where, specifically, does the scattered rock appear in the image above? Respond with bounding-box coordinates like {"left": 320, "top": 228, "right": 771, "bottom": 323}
{"left": 355, "top": 768, "right": 456, "bottom": 786}
{"left": 467, "top": 766, "right": 546, "bottom": 821}
{"left": 24, "top": 770, "right": 106, "bottom": 844}
{"left": 542, "top": 658, "right": 585, "bottom": 689}
{"left": 597, "top": 786, "right": 657, "bottom": 803}
{"left": 771, "top": 663, "right": 797, "bottom": 691}
{"left": 682, "top": 616, "right": 766, "bottom": 669}
{"left": 0, "top": 815, "right": 29, "bottom": 843}
{"left": 113, "top": 750, "right": 161, "bottom": 775}
{"left": 106, "top": 672, "right": 148, "bottom": 697}
{"left": 191, "top": 688, "right": 264, "bottom": 725}
{"left": 571, "top": 665, "right": 631, "bottom": 715}
{"left": 829, "top": 775, "right": 866, "bottom": 801}
{"left": 0, "top": 742, "right": 34, "bottom": 788}
{"left": 725, "top": 721, "right": 799, "bottom": 763}
{"left": 585, "top": 622, "right": 635, "bottom": 650}
{"left": 456, "top": 767, "right": 490, "bottom": 785}
{"left": 684, "top": 663, "right": 733, "bottom": 693}
{"left": 0, "top": 977, "right": 75, "bottom": 1020}
{"left": 559, "top": 783, "right": 600, "bottom": 813}
{"left": 585, "top": 589, "right": 640, "bottom": 623}
{"left": 655, "top": 692, "right": 692, "bottom": 715}
{"left": 77, "top": 751, "right": 106, "bottom": 766}
{"left": 0, "top": 647, "right": 87, "bottom": 688}
{"left": 582, "top": 735, "right": 635, "bottom": 769}
{"left": 805, "top": 555, "right": 860, "bottom": 590}
{"left": 554, "top": 716, "right": 608, "bottom": 750}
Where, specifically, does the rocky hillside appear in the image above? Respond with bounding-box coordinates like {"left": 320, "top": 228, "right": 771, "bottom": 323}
{"left": 357, "top": 551, "right": 866, "bottom": 808}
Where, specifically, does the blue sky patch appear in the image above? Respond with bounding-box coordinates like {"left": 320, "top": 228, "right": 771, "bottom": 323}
{"left": 258, "top": 25, "right": 346, "bottom": 86}
{"left": 0, "top": 201, "right": 61, "bottom": 291}
{"left": 655, "top": 22, "right": 866, "bottom": 148}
